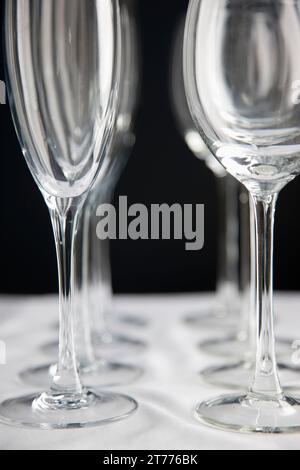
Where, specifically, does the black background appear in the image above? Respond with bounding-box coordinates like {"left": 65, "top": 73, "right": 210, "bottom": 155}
{"left": 0, "top": 0, "right": 299, "bottom": 295}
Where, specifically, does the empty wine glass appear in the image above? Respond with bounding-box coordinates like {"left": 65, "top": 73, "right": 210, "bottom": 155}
{"left": 172, "top": 18, "right": 294, "bottom": 362}
{"left": 171, "top": 18, "right": 241, "bottom": 331}
{"left": 185, "top": 0, "right": 300, "bottom": 433}
{"left": 19, "top": 0, "right": 144, "bottom": 390}
{"left": 171, "top": 16, "right": 254, "bottom": 362}
{"left": 1, "top": 0, "right": 138, "bottom": 429}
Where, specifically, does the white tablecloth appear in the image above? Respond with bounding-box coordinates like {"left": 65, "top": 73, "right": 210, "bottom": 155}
{"left": 0, "top": 293, "right": 300, "bottom": 450}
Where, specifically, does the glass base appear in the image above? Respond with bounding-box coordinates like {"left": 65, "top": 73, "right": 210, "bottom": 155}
{"left": 184, "top": 309, "right": 238, "bottom": 330}
{"left": 52, "top": 315, "right": 148, "bottom": 331}
{"left": 42, "top": 333, "right": 146, "bottom": 359}
{"left": 195, "top": 393, "right": 300, "bottom": 434}
{"left": 199, "top": 335, "right": 294, "bottom": 359}
{"left": 20, "top": 360, "right": 143, "bottom": 389}
{"left": 201, "top": 360, "right": 300, "bottom": 390}
{"left": 0, "top": 390, "right": 138, "bottom": 430}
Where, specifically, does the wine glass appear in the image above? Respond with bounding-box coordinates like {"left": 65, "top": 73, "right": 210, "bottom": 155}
{"left": 185, "top": 0, "right": 300, "bottom": 433}
{"left": 185, "top": 0, "right": 300, "bottom": 390}
{"left": 1, "top": 0, "right": 138, "bottom": 429}
{"left": 172, "top": 17, "right": 296, "bottom": 363}
{"left": 19, "top": 0, "right": 144, "bottom": 389}
{"left": 172, "top": 19, "right": 272, "bottom": 369}
{"left": 171, "top": 17, "right": 258, "bottom": 354}
{"left": 171, "top": 18, "right": 242, "bottom": 331}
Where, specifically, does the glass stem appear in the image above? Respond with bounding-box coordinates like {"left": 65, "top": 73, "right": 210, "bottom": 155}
{"left": 49, "top": 198, "right": 84, "bottom": 397}
{"left": 248, "top": 196, "right": 257, "bottom": 355}
{"left": 77, "top": 203, "right": 97, "bottom": 367}
{"left": 89, "top": 187, "right": 114, "bottom": 339}
{"left": 216, "top": 174, "right": 240, "bottom": 310}
{"left": 249, "top": 193, "right": 283, "bottom": 399}
{"left": 239, "top": 188, "right": 251, "bottom": 341}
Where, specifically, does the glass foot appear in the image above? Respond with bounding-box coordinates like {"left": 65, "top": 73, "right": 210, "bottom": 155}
{"left": 184, "top": 309, "right": 238, "bottom": 330}
{"left": 42, "top": 334, "right": 146, "bottom": 358}
{"left": 52, "top": 315, "right": 148, "bottom": 331}
{"left": 201, "top": 360, "right": 300, "bottom": 390}
{"left": 199, "top": 335, "right": 294, "bottom": 359}
{"left": 20, "top": 360, "right": 143, "bottom": 389}
{"left": 0, "top": 390, "right": 138, "bottom": 430}
{"left": 195, "top": 393, "right": 300, "bottom": 433}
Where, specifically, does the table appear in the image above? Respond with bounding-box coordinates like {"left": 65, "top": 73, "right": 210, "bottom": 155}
{"left": 0, "top": 293, "right": 300, "bottom": 450}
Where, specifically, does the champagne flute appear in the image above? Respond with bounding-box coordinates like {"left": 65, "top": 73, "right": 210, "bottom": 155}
{"left": 82, "top": 0, "right": 147, "bottom": 359}
{"left": 185, "top": 0, "right": 300, "bottom": 433}
{"left": 19, "top": 0, "right": 144, "bottom": 389}
{"left": 0, "top": 0, "right": 138, "bottom": 429}
{"left": 46, "top": 0, "right": 147, "bottom": 342}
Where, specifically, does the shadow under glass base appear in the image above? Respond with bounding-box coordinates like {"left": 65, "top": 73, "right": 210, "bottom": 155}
{"left": 195, "top": 393, "right": 300, "bottom": 434}
{"left": 199, "top": 335, "right": 294, "bottom": 359}
{"left": 0, "top": 390, "right": 138, "bottom": 430}
{"left": 20, "top": 360, "right": 143, "bottom": 389}
{"left": 184, "top": 309, "right": 239, "bottom": 330}
{"left": 201, "top": 360, "right": 300, "bottom": 390}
